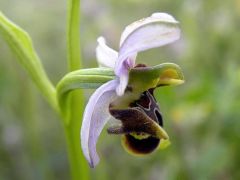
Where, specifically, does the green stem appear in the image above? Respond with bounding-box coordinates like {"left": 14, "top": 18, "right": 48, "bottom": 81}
{"left": 67, "top": 0, "right": 81, "bottom": 71}
{"left": 65, "top": 0, "right": 89, "bottom": 179}
{"left": 65, "top": 121, "right": 89, "bottom": 180}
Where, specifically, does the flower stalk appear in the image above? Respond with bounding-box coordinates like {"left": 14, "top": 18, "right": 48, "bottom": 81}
{"left": 64, "top": 0, "right": 89, "bottom": 179}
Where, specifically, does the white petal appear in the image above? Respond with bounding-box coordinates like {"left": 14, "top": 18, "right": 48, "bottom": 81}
{"left": 115, "top": 12, "right": 180, "bottom": 76}
{"left": 151, "top": 12, "right": 178, "bottom": 22}
{"left": 81, "top": 80, "right": 118, "bottom": 167}
{"left": 116, "top": 70, "right": 129, "bottom": 96}
{"left": 120, "top": 12, "right": 179, "bottom": 46}
{"left": 115, "top": 56, "right": 136, "bottom": 96}
{"left": 96, "top": 37, "right": 118, "bottom": 68}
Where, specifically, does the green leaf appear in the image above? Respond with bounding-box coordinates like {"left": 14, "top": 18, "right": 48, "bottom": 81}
{"left": 0, "top": 11, "right": 58, "bottom": 111}
{"left": 56, "top": 67, "right": 115, "bottom": 124}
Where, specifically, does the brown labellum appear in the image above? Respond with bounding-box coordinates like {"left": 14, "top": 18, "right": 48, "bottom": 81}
{"left": 108, "top": 89, "right": 164, "bottom": 155}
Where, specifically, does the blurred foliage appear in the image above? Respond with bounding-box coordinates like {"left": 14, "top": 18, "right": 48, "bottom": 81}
{"left": 1, "top": 0, "right": 240, "bottom": 179}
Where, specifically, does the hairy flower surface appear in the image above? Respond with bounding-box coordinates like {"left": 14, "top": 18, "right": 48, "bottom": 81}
{"left": 81, "top": 12, "right": 181, "bottom": 167}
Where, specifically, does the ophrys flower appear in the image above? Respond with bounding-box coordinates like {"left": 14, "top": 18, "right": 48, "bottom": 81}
{"left": 81, "top": 12, "right": 182, "bottom": 167}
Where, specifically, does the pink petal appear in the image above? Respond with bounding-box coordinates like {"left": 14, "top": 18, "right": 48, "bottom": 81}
{"left": 115, "top": 56, "right": 137, "bottom": 96}
{"left": 81, "top": 80, "right": 118, "bottom": 167}
{"left": 116, "top": 69, "right": 129, "bottom": 96}
{"left": 115, "top": 12, "right": 180, "bottom": 76}
{"left": 96, "top": 37, "right": 118, "bottom": 68}
{"left": 119, "top": 12, "right": 179, "bottom": 46}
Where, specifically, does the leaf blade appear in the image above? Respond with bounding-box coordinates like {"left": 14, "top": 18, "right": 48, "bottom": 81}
{"left": 0, "top": 12, "right": 58, "bottom": 111}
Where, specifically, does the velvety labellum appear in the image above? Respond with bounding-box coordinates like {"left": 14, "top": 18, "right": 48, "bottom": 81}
{"left": 108, "top": 89, "right": 165, "bottom": 155}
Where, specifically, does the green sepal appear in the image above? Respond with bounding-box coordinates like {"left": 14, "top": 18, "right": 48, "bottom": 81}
{"left": 129, "top": 63, "right": 184, "bottom": 93}
{"left": 113, "top": 63, "right": 184, "bottom": 108}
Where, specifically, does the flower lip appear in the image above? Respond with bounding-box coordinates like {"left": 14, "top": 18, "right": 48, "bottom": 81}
{"left": 130, "top": 90, "right": 163, "bottom": 126}
{"left": 108, "top": 107, "right": 168, "bottom": 139}
{"left": 108, "top": 89, "right": 168, "bottom": 155}
{"left": 108, "top": 88, "right": 167, "bottom": 137}
{"left": 122, "top": 134, "right": 160, "bottom": 155}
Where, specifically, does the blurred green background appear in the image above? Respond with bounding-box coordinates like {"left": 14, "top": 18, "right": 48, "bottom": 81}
{"left": 1, "top": 0, "right": 240, "bottom": 179}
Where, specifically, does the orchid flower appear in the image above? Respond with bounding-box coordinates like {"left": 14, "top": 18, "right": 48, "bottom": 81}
{"left": 81, "top": 12, "right": 183, "bottom": 168}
